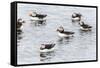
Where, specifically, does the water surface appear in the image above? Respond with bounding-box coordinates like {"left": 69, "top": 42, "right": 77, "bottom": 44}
{"left": 17, "top": 3, "right": 96, "bottom": 65}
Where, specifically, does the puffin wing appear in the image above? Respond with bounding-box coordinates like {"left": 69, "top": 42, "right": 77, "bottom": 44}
{"left": 45, "top": 44, "right": 55, "bottom": 49}
{"left": 82, "top": 24, "right": 92, "bottom": 28}
{"left": 36, "top": 14, "right": 47, "bottom": 18}
{"left": 63, "top": 31, "right": 74, "bottom": 35}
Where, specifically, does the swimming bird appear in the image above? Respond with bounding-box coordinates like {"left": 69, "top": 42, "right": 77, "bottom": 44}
{"left": 40, "top": 44, "right": 55, "bottom": 52}
{"left": 72, "top": 13, "right": 82, "bottom": 22}
{"left": 17, "top": 18, "right": 25, "bottom": 30}
{"left": 29, "top": 11, "right": 47, "bottom": 21}
{"left": 57, "top": 26, "right": 75, "bottom": 38}
{"left": 79, "top": 21, "right": 92, "bottom": 31}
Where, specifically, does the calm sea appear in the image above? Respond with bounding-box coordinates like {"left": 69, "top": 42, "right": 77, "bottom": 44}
{"left": 17, "top": 3, "right": 96, "bottom": 64}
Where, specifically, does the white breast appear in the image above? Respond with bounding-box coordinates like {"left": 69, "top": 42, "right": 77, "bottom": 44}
{"left": 30, "top": 17, "right": 46, "bottom": 21}
{"left": 40, "top": 47, "right": 55, "bottom": 53}
{"left": 80, "top": 27, "right": 91, "bottom": 31}
{"left": 58, "top": 32, "right": 73, "bottom": 38}
{"left": 20, "top": 25, "right": 23, "bottom": 30}
{"left": 72, "top": 17, "right": 80, "bottom": 21}
{"left": 30, "top": 17, "right": 39, "bottom": 21}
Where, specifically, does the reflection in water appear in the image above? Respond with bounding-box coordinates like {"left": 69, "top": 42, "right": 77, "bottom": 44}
{"left": 17, "top": 36, "right": 22, "bottom": 40}
{"left": 78, "top": 29, "right": 92, "bottom": 36}
{"left": 17, "top": 29, "right": 22, "bottom": 35}
{"left": 17, "top": 30, "right": 22, "bottom": 39}
{"left": 57, "top": 37, "right": 74, "bottom": 45}
{"left": 30, "top": 20, "right": 46, "bottom": 26}
{"left": 40, "top": 51, "right": 55, "bottom": 61}
{"left": 17, "top": 29, "right": 23, "bottom": 46}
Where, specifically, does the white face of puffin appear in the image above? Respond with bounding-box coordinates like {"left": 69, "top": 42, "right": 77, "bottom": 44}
{"left": 40, "top": 44, "right": 45, "bottom": 50}
{"left": 79, "top": 21, "right": 84, "bottom": 25}
{"left": 72, "top": 13, "right": 77, "bottom": 17}
{"left": 57, "top": 26, "right": 64, "bottom": 32}
{"left": 28, "top": 11, "right": 37, "bottom": 16}
{"left": 32, "top": 12, "right": 37, "bottom": 16}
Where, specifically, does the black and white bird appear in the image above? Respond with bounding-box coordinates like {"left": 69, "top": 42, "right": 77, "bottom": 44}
{"left": 40, "top": 44, "right": 55, "bottom": 52}
{"left": 72, "top": 13, "right": 82, "bottom": 22}
{"left": 79, "top": 21, "right": 92, "bottom": 31}
{"left": 29, "top": 11, "right": 47, "bottom": 21}
{"left": 57, "top": 26, "right": 75, "bottom": 38}
{"left": 17, "top": 18, "right": 25, "bottom": 31}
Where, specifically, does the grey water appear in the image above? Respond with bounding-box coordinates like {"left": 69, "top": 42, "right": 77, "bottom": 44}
{"left": 17, "top": 3, "right": 96, "bottom": 65}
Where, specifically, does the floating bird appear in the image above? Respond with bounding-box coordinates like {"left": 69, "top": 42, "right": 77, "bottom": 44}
{"left": 17, "top": 18, "right": 25, "bottom": 35}
{"left": 17, "top": 18, "right": 25, "bottom": 30}
{"left": 72, "top": 13, "right": 82, "bottom": 22}
{"left": 79, "top": 21, "right": 92, "bottom": 31}
{"left": 29, "top": 11, "right": 47, "bottom": 21}
{"left": 57, "top": 26, "right": 75, "bottom": 38}
{"left": 40, "top": 44, "right": 55, "bottom": 52}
